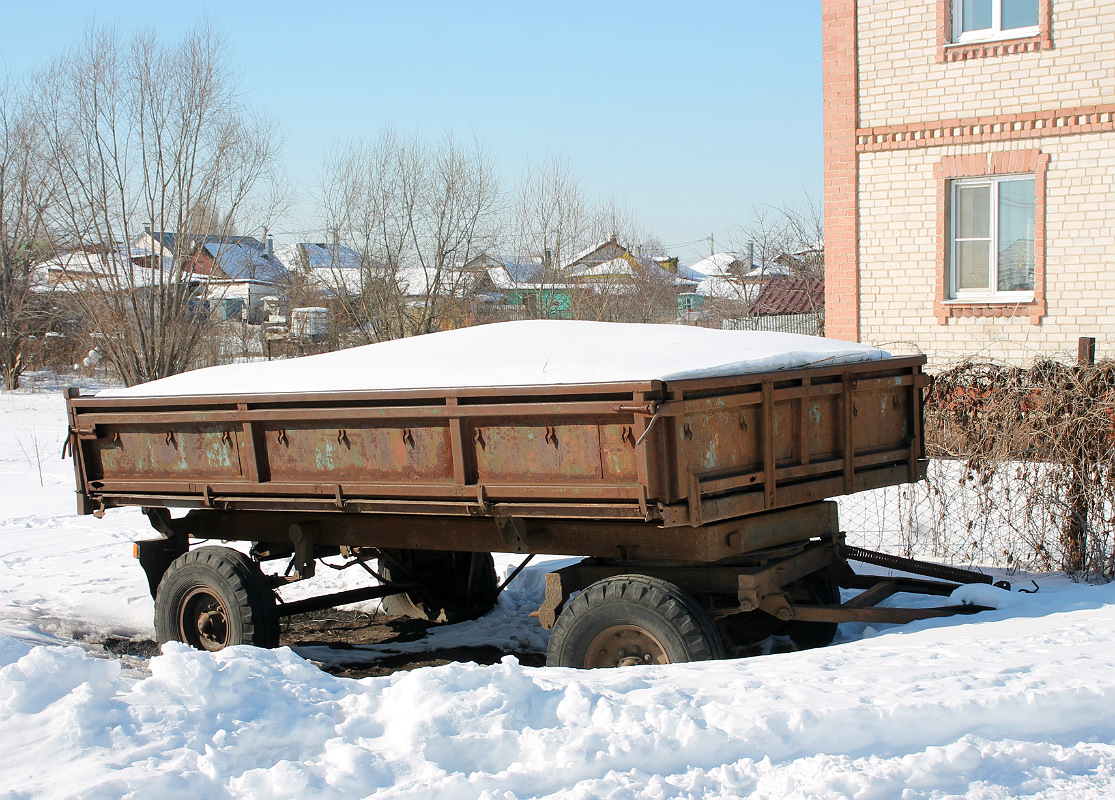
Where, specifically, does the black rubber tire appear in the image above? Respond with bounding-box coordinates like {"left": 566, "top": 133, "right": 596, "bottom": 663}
{"left": 782, "top": 573, "right": 841, "bottom": 650}
{"left": 546, "top": 574, "right": 725, "bottom": 668}
{"left": 154, "top": 546, "right": 280, "bottom": 650}
{"left": 379, "top": 550, "right": 498, "bottom": 623}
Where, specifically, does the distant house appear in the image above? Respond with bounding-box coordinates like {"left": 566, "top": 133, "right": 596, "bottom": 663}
{"left": 687, "top": 252, "right": 752, "bottom": 278}
{"left": 133, "top": 230, "right": 288, "bottom": 319}
{"left": 571, "top": 256, "right": 698, "bottom": 292}
{"left": 563, "top": 235, "right": 630, "bottom": 272}
{"left": 460, "top": 252, "right": 572, "bottom": 318}
{"left": 33, "top": 245, "right": 167, "bottom": 292}
{"left": 678, "top": 252, "right": 795, "bottom": 321}
{"left": 773, "top": 248, "right": 824, "bottom": 278}
{"left": 459, "top": 242, "right": 692, "bottom": 322}
{"left": 460, "top": 253, "right": 547, "bottom": 287}
{"left": 727, "top": 277, "right": 825, "bottom": 335}
{"left": 273, "top": 243, "right": 365, "bottom": 297}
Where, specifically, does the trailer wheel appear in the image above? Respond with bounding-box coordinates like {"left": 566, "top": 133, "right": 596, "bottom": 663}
{"left": 546, "top": 575, "right": 724, "bottom": 668}
{"left": 154, "top": 546, "right": 279, "bottom": 651}
{"left": 782, "top": 574, "right": 841, "bottom": 650}
{"left": 379, "top": 550, "right": 497, "bottom": 623}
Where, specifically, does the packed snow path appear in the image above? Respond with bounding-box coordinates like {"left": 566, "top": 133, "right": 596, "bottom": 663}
{"left": 2, "top": 390, "right": 1113, "bottom": 798}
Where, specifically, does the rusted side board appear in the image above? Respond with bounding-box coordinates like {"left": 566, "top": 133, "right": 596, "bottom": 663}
{"left": 67, "top": 356, "right": 928, "bottom": 530}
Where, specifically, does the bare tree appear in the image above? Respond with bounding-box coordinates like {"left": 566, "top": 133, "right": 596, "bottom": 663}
{"left": 503, "top": 155, "right": 589, "bottom": 319}
{"left": 511, "top": 154, "right": 587, "bottom": 271}
{"left": 33, "top": 23, "right": 283, "bottom": 385}
{"left": 587, "top": 196, "right": 646, "bottom": 254}
{"left": 709, "top": 194, "right": 826, "bottom": 333}
{"left": 734, "top": 195, "right": 824, "bottom": 280}
{"left": 0, "top": 77, "right": 57, "bottom": 390}
{"left": 567, "top": 197, "right": 679, "bottom": 324}
{"left": 570, "top": 255, "right": 681, "bottom": 324}
{"left": 318, "top": 128, "right": 502, "bottom": 342}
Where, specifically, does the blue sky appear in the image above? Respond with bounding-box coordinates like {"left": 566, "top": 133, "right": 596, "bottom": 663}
{"left": 2, "top": 1, "right": 822, "bottom": 267}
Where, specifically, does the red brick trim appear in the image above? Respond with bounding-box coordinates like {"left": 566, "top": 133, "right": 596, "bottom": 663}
{"left": 858, "top": 104, "right": 1115, "bottom": 152}
{"left": 938, "top": 0, "right": 1053, "bottom": 62}
{"left": 822, "top": 0, "right": 860, "bottom": 342}
{"left": 934, "top": 149, "right": 1049, "bottom": 325}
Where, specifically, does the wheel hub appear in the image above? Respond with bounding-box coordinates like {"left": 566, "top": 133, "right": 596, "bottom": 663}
{"left": 584, "top": 625, "right": 668, "bottom": 668}
{"left": 179, "top": 587, "right": 231, "bottom": 651}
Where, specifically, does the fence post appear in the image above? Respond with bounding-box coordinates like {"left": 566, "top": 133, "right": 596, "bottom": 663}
{"left": 1063, "top": 336, "right": 1096, "bottom": 572}
{"left": 1078, "top": 336, "right": 1096, "bottom": 366}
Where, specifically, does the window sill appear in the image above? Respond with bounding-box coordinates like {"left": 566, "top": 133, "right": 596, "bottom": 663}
{"left": 935, "top": 296, "right": 1045, "bottom": 325}
{"left": 943, "top": 294, "right": 1034, "bottom": 304}
{"left": 955, "top": 27, "right": 1039, "bottom": 45}
{"left": 941, "top": 33, "right": 1047, "bottom": 62}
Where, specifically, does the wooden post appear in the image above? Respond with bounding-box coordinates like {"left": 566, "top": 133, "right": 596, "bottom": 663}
{"left": 1078, "top": 336, "right": 1096, "bottom": 367}
{"left": 1063, "top": 336, "right": 1096, "bottom": 572}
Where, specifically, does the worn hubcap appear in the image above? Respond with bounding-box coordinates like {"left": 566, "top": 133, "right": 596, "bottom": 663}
{"left": 584, "top": 625, "right": 668, "bottom": 668}
{"left": 179, "top": 587, "right": 230, "bottom": 651}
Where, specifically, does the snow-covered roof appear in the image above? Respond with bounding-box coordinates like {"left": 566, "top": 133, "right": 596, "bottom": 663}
{"left": 686, "top": 252, "right": 750, "bottom": 277}
{"left": 742, "top": 262, "right": 793, "bottom": 280}
{"left": 684, "top": 258, "right": 796, "bottom": 299}
{"left": 101, "top": 320, "right": 889, "bottom": 397}
{"left": 570, "top": 258, "right": 699, "bottom": 289}
{"left": 562, "top": 236, "right": 629, "bottom": 269}
{"left": 571, "top": 257, "right": 636, "bottom": 279}
{"left": 308, "top": 268, "right": 365, "bottom": 296}
{"left": 273, "top": 243, "right": 363, "bottom": 274}
{"left": 687, "top": 253, "right": 799, "bottom": 284}
{"left": 34, "top": 246, "right": 174, "bottom": 289}
{"left": 499, "top": 259, "right": 545, "bottom": 284}
{"left": 273, "top": 243, "right": 367, "bottom": 296}
{"left": 689, "top": 273, "right": 752, "bottom": 300}
{"left": 137, "top": 232, "right": 287, "bottom": 284}
{"left": 486, "top": 264, "right": 536, "bottom": 290}
{"left": 674, "top": 262, "right": 708, "bottom": 282}
{"left": 200, "top": 241, "right": 286, "bottom": 283}
{"left": 394, "top": 264, "right": 473, "bottom": 297}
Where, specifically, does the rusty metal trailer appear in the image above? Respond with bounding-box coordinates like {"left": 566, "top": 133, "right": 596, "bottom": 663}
{"left": 65, "top": 354, "right": 1003, "bottom": 667}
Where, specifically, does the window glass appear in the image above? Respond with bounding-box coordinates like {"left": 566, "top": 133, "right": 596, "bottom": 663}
{"left": 1001, "top": 0, "right": 1039, "bottom": 30}
{"left": 962, "top": 0, "right": 993, "bottom": 32}
{"left": 957, "top": 241, "right": 991, "bottom": 289}
{"left": 951, "top": 177, "right": 1036, "bottom": 297}
{"left": 997, "top": 178, "right": 1035, "bottom": 291}
{"left": 957, "top": 185, "right": 991, "bottom": 238}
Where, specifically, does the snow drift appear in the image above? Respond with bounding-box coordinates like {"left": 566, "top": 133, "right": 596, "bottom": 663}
{"left": 2, "top": 581, "right": 1114, "bottom": 799}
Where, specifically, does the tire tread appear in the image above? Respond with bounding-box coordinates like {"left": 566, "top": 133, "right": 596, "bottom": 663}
{"left": 546, "top": 574, "right": 724, "bottom": 668}
{"left": 154, "top": 546, "right": 279, "bottom": 649}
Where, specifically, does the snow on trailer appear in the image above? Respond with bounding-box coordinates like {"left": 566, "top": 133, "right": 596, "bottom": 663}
{"left": 65, "top": 321, "right": 1007, "bottom": 667}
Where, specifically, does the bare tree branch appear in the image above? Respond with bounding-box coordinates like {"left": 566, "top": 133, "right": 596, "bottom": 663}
{"left": 31, "top": 22, "right": 283, "bottom": 385}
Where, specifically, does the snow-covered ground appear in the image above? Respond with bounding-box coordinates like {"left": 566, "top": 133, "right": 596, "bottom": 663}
{"left": 2, "top": 390, "right": 1113, "bottom": 799}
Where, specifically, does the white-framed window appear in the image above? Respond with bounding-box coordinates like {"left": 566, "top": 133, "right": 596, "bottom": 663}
{"left": 949, "top": 175, "right": 1035, "bottom": 300}
{"left": 954, "top": 0, "right": 1039, "bottom": 42}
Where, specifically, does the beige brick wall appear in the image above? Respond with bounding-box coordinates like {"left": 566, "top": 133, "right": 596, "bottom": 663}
{"left": 858, "top": 135, "right": 1115, "bottom": 365}
{"left": 858, "top": 0, "right": 1115, "bottom": 128}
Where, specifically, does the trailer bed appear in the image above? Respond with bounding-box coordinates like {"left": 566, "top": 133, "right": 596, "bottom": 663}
{"left": 67, "top": 356, "right": 928, "bottom": 533}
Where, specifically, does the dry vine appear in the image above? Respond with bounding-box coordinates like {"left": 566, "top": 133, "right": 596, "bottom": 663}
{"left": 923, "top": 358, "right": 1115, "bottom": 579}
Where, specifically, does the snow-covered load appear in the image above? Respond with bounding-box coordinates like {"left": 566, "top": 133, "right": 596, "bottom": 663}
{"left": 65, "top": 321, "right": 1003, "bottom": 667}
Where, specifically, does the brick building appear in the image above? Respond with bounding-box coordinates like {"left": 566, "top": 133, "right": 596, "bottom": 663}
{"left": 823, "top": 0, "right": 1115, "bottom": 363}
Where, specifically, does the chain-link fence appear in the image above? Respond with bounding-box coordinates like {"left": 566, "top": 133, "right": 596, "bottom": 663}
{"left": 837, "top": 357, "right": 1115, "bottom": 580}
{"left": 837, "top": 459, "right": 1064, "bottom": 574}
